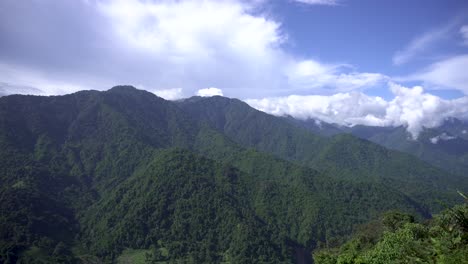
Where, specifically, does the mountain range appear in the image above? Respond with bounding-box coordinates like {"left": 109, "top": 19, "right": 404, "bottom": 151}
{"left": 0, "top": 86, "right": 466, "bottom": 263}
{"left": 289, "top": 116, "right": 468, "bottom": 177}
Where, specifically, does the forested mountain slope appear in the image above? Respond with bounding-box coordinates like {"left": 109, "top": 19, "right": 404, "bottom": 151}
{"left": 288, "top": 116, "right": 468, "bottom": 177}
{"left": 178, "top": 96, "right": 467, "bottom": 210}
{"left": 348, "top": 123, "right": 468, "bottom": 177}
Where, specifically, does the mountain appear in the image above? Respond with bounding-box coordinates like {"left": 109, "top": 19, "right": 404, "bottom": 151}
{"left": 436, "top": 117, "right": 468, "bottom": 140}
{"left": 0, "top": 86, "right": 466, "bottom": 263}
{"left": 80, "top": 148, "right": 291, "bottom": 263}
{"left": 288, "top": 116, "right": 468, "bottom": 177}
{"left": 0, "top": 87, "right": 298, "bottom": 263}
{"left": 282, "top": 116, "right": 344, "bottom": 137}
{"left": 177, "top": 96, "right": 466, "bottom": 210}
{"left": 347, "top": 120, "right": 468, "bottom": 177}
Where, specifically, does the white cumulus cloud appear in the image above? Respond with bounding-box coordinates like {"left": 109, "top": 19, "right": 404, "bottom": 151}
{"left": 0, "top": 0, "right": 388, "bottom": 98}
{"left": 197, "top": 87, "right": 224, "bottom": 97}
{"left": 152, "top": 88, "right": 184, "bottom": 100}
{"left": 96, "top": 0, "right": 383, "bottom": 97}
{"left": 246, "top": 82, "right": 468, "bottom": 139}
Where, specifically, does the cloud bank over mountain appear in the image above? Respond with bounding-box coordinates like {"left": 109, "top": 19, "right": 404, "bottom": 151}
{"left": 1, "top": 0, "right": 467, "bottom": 135}
{"left": 246, "top": 82, "right": 468, "bottom": 138}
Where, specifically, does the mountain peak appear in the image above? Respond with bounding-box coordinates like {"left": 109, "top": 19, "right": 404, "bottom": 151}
{"left": 181, "top": 95, "right": 248, "bottom": 108}
{"left": 107, "top": 85, "right": 140, "bottom": 93}
{"left": 106, "top": 85, "right": 169, "bottom": 102}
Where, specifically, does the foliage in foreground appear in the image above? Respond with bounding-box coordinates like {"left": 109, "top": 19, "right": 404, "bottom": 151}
{"left": 313, "top": 196, "right": 468, "bottom": 264}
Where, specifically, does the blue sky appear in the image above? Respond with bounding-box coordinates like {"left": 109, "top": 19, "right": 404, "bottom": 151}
{"left": 273, "top": 0, "right": 468, "bottom": 99}
{"left": 1, "top": 0, "right": 468, "bottom": 135}
{"left": 278, "top": 0, "right": 464, "bottom": 63}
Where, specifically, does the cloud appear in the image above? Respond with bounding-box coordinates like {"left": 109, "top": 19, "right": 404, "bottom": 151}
{"left": 286, "top": 60, "right": 388, "bottom": 93}
{"left": 0, "top": 0, "right": 386, "bottom": 98}
{"left": 0, "top": 82, "right": 43, "bottom": 97}
{"left": 291, "top": 0, "right": 339, "bottom": 5}
{"left": 0, "top": 63, "right": 99, "bottom": 96}
{"left": 152, "top": 88, "right": 184, "bottom": 100}
{"left": 392, "top": 22, "right": 455, "bottom": 65}
{"left": 430, "top": 133, "right": 456, "bottom": 144}
{"left": 93, "top": 0, "right": 287, "bottom": 96}
{"left": 97, "top": 0, "right": 283, "bottom": 55}
{"left": 197, "top": 87, "right": 224, "bottom": 97}
{"left": 403, "top": 54, "right": 468, "bottom": 94}
{"left": 460, "top": 25, "right": 468, "bottom": 45}
{"left": 246, "top": 82, "right": 468, "bottom": 138}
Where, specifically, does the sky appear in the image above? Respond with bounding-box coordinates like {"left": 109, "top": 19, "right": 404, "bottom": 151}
{"left": 1, "top": 0, "right": 468, "bottom": 137}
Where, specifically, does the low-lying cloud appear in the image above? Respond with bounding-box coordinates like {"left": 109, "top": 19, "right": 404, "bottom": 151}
{"left": 430, "top": 133, "right": 456, "bottom": 144}
{"left": 246, "top": 82, "right": 468, "bottom": 138}
{"left": 197, "top": 87, "right": 224, "bottom": 97}
{"left": 152, "top": 88, "right": 184, "bottom": 100}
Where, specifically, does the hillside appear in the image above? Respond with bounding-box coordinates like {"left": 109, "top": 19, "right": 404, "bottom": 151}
{"left": 288, "top": 116, "right": 468, "bottom": 179}
{"left": 348, "top": 123, "right": 468, "bottom": 177}
{"left": 178, "top": 96, "right": 467, "bottom": 210}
